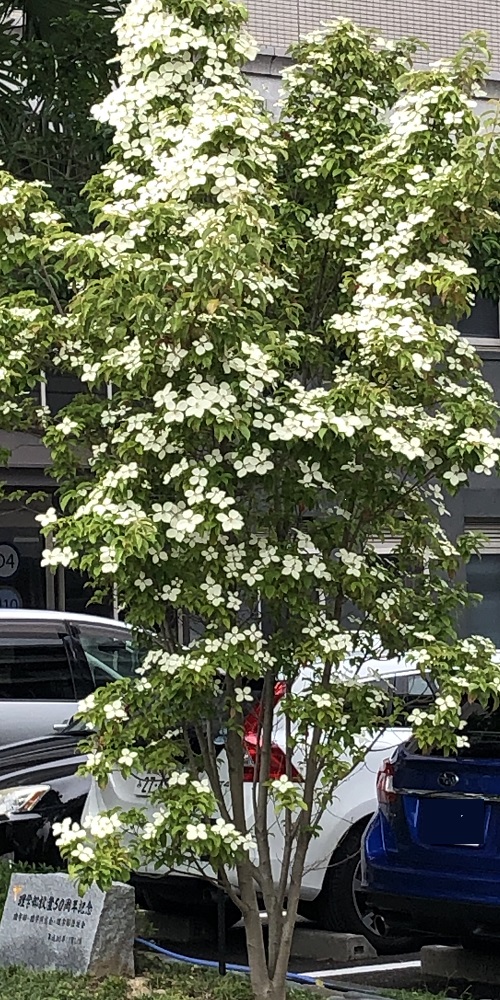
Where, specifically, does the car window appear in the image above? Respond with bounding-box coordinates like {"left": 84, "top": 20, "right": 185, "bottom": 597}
{"left": 387, "top": 672, "right": 435, "bottom": 721}
{"left": 0, "top": 622, "right": 76, "bottom": 701}
{"left": 394, "top": 673, "right": 435, "bottom": 700}
{"left": 74, "top": 623, "right": 144, "bottom": 688}
{"left": 456, "top": 700, "right": 500, "bottom": 758}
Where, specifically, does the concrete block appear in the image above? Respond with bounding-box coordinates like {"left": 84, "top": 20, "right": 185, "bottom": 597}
{"left": 136, "top": 908, "right": 213, "bottom": 945}
{"left": 422, "top": 944, "right": 500, "bottom": 985}
{"left": 290, "top": 929, "right": 376, "bottom": 962}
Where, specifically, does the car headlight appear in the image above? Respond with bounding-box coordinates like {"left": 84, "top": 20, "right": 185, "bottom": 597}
{"left": 0, "top": 785, "right": 50, "bottom": 818}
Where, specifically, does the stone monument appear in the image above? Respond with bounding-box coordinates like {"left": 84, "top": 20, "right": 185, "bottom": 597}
{"left": 0, "top": 872, "right": 135, "bottom": 977}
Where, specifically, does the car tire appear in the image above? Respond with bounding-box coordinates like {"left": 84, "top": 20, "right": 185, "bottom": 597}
{"left": 298, "top": 824, "right": 416, "bottom": 955}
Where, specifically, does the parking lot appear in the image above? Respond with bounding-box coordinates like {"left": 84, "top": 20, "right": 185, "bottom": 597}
{"left": 138, "top": 911, "right": 426, "bottom": 994}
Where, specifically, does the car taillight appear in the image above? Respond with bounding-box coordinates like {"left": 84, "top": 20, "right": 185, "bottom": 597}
{"left": 376, "top": 759, "right": 397, "bottom": 804}
{"left": 243, "top": 681, "right": 302, "bottom": 783}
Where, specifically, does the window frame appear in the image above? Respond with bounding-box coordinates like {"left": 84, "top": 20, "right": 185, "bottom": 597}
{"left": 463, "top": 521, "right": 500, "bottom": 650}
{"left": 459, "top": 296, "right": 500, "bottom": 350}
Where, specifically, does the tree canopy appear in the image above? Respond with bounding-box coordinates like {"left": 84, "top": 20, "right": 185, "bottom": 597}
{"left": 1, "top": 4, "right": 500, "bottom": 999}
{"left": 0, "top": 0, "right": 124, "bottom": 228}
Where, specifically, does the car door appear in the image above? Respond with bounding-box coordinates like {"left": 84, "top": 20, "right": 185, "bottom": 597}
{"left": 69, "top": 620, "right": 142, "bottom": 686}
{"left": 0, "top": 620, "right": 83, "bottom": 745}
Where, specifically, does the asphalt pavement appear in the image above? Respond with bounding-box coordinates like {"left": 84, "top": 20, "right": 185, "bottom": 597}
{"left": 142, "top": 911, "right": 500, "bottom": 997}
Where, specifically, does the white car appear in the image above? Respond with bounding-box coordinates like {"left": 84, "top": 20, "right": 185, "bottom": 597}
{"left": 84, "top": 658, "right": 432, "bottom": 952}
{"left": 0, "top": 610, "right": 140, "bottom": 745}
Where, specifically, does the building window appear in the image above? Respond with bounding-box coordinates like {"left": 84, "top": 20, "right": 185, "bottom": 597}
{"left": 0, "top": 499, "right": 113, "bottom": 618}
{"left": 463, "top": 521, "right": 500, "bottom": 647}
{"left": 457, "top": 294, "right": 500, "bottom": 347}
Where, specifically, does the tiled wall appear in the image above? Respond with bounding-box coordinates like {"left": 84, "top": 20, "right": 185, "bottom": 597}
{"left": 246, "top": 0, "right": 500, "bottom": 76}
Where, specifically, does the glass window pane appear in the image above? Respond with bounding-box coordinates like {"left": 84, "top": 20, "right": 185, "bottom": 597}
{"left": 0, "top": 624, "right": 74, "bottom": 700}
{"left": 458, "top": 295, "right": 499, "bottom": 339}
{"left": 75, "top": 624, "right": 143, "bottom": 687}
{"left": 63, "top": 567, "right": 113, "bottom": 618}
{"left": 0, "top": 503, "right": 45, "bottom": 609}
{"left": 464, "top": 554, "right": 500, "bottom": 646}
{"left": 46, "top": 374, "right": 86, "bottom": 416}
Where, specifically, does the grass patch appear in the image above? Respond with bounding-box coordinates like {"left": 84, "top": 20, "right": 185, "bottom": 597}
{"left": 0, "top": 959, "right": 458, "bottom": 1000}
{"left": 0, "top": 960, "right": 312, "bottom": 1000}
{"left": 0, "top": 967, "right": 129, "bottom": 1000}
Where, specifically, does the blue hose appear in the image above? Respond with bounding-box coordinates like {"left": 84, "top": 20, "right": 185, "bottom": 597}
{"left": 135, "top": 936, "right": 386, "bottom": 995}
{"left": 137, "top": 937, "right": 315, "bottom": 982}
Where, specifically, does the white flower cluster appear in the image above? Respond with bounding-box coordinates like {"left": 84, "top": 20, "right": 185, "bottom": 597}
{"left": 374, "top": 427, "right": 425, "bottom": 462}
{"left": 211, "top": 817, "right": 255, "bottom": 852}
{"left": 302, "top": 619, "right": 354, "bottom": 661}
{"left": 233, "top": 443, "right": 274, "bottom": 478}
{"left": 41, "top": 545, "right": 77, "bottom": 569}
{"left": 203, "top": 623, "right": 275, "bottom": 667}
{"left": 459, "top": 427, "right": 500, "bottom": 475}
{"left": 307, "top": 213, "right": 337, "bottom": 241}
{"left": 337, "top": 549, "right": 366, "bottom": 578}
{"left": 53, "top": 811, "right": 123, "bottom": 860}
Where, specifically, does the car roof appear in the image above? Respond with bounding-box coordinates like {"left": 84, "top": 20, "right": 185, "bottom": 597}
{"left": 0, "top": 609, "right": 129, "bottom": 628}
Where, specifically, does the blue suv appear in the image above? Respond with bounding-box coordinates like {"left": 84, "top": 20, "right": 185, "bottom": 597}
{"left": 362, "top": 702, "right": 500, "bottom": 947}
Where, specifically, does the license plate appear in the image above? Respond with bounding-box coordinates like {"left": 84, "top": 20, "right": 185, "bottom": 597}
{"left": 418, "top": 797, "right": 485, "bottom": 846}
{"left": 135, "top": 774, "right": 166, "bottom": 797}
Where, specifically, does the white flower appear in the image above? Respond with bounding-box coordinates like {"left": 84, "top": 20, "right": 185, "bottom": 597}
{"left": 168, "top": 770, "right": 189, "bottom": 787}
{"left": 235, "top": 685, "right": 253, "bottom": 704}
{"left": 161, "top": 580, "right": 182, "bottom": 602}
{"left": 436, "top": 694, "right": 458, "bottom": 711}
{"left": 443, "top": 465, "right": 468, "bottom": 487}
{"left": 407, "top": 708, "right": 428, "bottom": 727}
{"left": 56, "top": 416, "right": 79, "bottom": 436}
{"left": 282, "top": 555, "right": 302, "bottom": 580}
{"left": 118, "top": 748, "right": 138, "bottom": 767}
{"left": 78, "top": 693, "right": 96, "bottom": 714}
{"left": 70, "top": 844, "right": 95, "bottom": 863}
{"left": 216, "top": 509, "right": 244, "bottom": 532}
{"left": 192, "top": 778, "right": 211, "bottom": 794}
{"left": 271, "top": 775, "right": 296, "bottom": 793}
{"left": 311, "top": 693, "right": 332, "bottom": 709}
{"left": 186, "top": 822, "right": 208, "bottom": 841}
{"left": 35, "top": 507, "right": 58, "bottom": 529}
{"left": 41, "top": 546, "right": 77, "bottom": 568}
{"left": 103, "top": 698, "right": 128, "bottom": 721}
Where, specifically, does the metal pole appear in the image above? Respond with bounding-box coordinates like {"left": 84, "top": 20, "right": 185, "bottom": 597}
{"left": 217, "top": 871, "right": 227, "bottom": 977}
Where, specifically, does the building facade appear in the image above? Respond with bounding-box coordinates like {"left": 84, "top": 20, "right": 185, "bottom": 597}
{"left": 1, "top": 0, "right": 499, "bottom": 642}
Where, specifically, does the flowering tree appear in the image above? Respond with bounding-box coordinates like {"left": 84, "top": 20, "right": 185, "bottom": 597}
{"left": 2, "top": 3, "right": 500, "bottom": 998}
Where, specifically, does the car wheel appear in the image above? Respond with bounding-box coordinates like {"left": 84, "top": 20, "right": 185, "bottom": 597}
{"left": 299, "top": 824, "right": 416, "bottom": 955}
